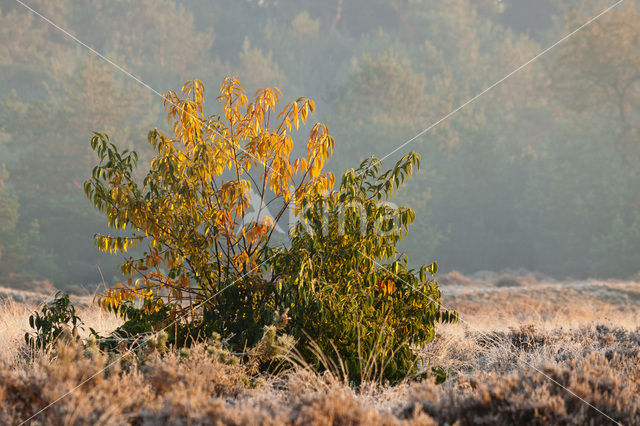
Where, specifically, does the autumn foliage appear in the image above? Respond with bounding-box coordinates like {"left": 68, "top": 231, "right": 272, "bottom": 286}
{"left": 85, "top": 78, "right": 334, "bottom": 341}
{"left": 85, "top": 77, "right": 454, "bottom": 381}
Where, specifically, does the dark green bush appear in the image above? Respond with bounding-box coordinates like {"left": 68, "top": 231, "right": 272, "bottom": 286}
{"left": 494, "top": 275, "right": 522, "bottom": 288}
{"left": 269, "top": 154, "right": 457, "bottom": 383}
{"left": 25, "top": 291, "right": 85, "bottom": 351}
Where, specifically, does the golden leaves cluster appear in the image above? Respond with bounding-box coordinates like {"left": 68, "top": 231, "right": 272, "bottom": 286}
{"left": 91, "top": 77, "right": 335, "bottom": 313}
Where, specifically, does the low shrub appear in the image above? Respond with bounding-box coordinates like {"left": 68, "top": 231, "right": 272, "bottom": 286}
{"left": 24, "top": 291, "right": 85, "bottom": 352}
{"left": 494, "top": 275, "right": 522, "bottom": 288}
{"left": 271, "top": 154, "right": 457, "bottom": 383}
{"left": 437, "top": 270, "right": 478, "bottom": 287}
{"left": 0, "top": 273, "right": 55, "bottom": 294}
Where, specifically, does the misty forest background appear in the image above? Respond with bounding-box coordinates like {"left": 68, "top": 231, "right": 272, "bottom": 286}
{"left": 1, "top": 0, "right": 639, "bottom": 292}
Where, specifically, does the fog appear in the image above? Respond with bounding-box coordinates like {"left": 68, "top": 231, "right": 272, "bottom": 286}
{"left": 1, "top": 0, "right": 638, "bottom": 291}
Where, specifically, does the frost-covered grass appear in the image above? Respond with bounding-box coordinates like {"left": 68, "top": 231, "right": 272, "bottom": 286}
{"left": 1, "top": 275, "right": 638, "bottom": 424}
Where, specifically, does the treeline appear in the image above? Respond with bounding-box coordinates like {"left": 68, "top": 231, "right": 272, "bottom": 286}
{"left": 1, "top": 0, "right": 639, "bottom": 290}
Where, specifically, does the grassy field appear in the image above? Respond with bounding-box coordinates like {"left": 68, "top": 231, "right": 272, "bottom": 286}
{"left": 1, "top": 272, "right": 638, "bottom": 425}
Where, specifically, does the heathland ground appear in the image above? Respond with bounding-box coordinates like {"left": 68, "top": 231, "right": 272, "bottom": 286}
{"left": 1, "top": 271, "right": 638, "bottom": 424}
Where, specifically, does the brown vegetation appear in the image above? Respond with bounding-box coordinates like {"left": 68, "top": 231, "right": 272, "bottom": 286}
{"left": 0, "top": 273, "right": 55, "bottom": 294}
{"left": 0, "top": 275, "right": 638, "bottom": 425}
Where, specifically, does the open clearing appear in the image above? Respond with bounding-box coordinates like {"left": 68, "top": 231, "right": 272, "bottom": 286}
{"left": 1, "top": 273, "right": 638, "bottom": 425}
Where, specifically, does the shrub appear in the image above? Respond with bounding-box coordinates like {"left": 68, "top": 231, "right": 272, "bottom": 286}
{"left": 0, "top": 273, "right": 55, "bottom": 294}
{"left": 437, "top": 270, "right": 477, "bottom": 287}
{"left": 270, "top": 155, "right": 457, "bottom": 383}
{"left": 494, "top": 275, "right": 522, "bottom": 288}
{"left": 85, "top": 77, "right": 456, "bottom": 382}
{"left": 24, "top": 291, "right": 84, "bottom": 351}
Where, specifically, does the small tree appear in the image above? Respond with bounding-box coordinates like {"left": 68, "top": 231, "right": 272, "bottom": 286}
{"left": 85, "top": 78, "right": 334, "bottom": 345}
{"left": 86, "top": 77, "right": 456, "bottom": 382}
